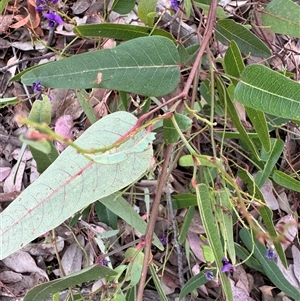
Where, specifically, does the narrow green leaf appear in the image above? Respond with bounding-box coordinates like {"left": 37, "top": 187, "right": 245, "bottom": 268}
{"left": 234, "top": 243, "right": 265, "bottom": 274}
{"left": 150, "top": 264, "right": 168, "bottom": 301}
{"left": 179, "top": 272, "right": 209, "bottom": 300}
{"left": 246, "top": 107, "right": 271, "bottom": 152}
{"left": 258, "top": 206, "right": 287, "bottom": 268}
{"left": 255, "top": 138, "right": 284, "bottom": 187}
{"left": 215, "top": 77, "right": 260, "bottom": 159}
{"left": 99, "top": 193, "right": 163, "bottom": 250}
{"left": 74, "top": 23, "right": 174, "bottom": 41}
{"left": 215, "top": 19, "right": 271, "bottom": 57}
{"left": 240, "top": 228, "right": 300, "bottom": 300}
{"left": 76, "top": 90, "right": 97, "bottom": 125}
{"left": 178, "top": 206, "right": 195, "bottom": 245}
{"left": 261, "top": 0, "right": 300, "bottom": 38}
{"left": 23, "top": 265, "right": 117, "bottom": 301}
{"left": 138, "top": 0, "right": 158, "bottom": 26}
{"left": 21, "top": 36, "right": 180, "bottom": 97}
{"left": 111, "top": 0, "right": 135, "bottom": 14}
{"left": 0, "top": 97, "right": 19, "bottom": 108}
{"left": 196, "top": 184, "right": 233, "bottom": 300}
{"left": 223, "top": 40, "right": 245, "bottom": 86}
{"left": 215, "top": 189, "right": 235, "bottom": 264}
{"left": 273, "top": 170, "right": 300, "bottom": 193}
{"left": 235, "top": 64, "right": 300, "bottom": 120}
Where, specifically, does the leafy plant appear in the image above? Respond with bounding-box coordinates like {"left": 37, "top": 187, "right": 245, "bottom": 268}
{"left": 1, "top": 0, "right": 300, "bottom": 300}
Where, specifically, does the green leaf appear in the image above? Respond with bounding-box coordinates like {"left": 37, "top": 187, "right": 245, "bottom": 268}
{"left": 150, "top": 264, "right": 168, "bottom": 301}
{"left": 20, "top": 36, "right": 180, "bottom": 97}
{"left": 261, "top": 0, "right": 300, "bottom": 38}
{"left": 163, "top": 112, "right": 192, "bottom": 144}
{"left": 179, "top": 206, "right": 195, "bottom": 245}
{"left": 258, "top": 205, "right": 287, "bottom": 268}
{"left": 223, "top": 40, "right": 245, "bottom": 86}
{"left": 215, "top": 189, "right": 235, "bottom": 264}
{"left": 23, "top": 265, "right": 117, "bottom": 301}
{"left": 235, "top": 64, "right": 300, "bottom": 120}
{"left": 76, "top": 90, "right": 97, "bottom": 125}
{"left": 201, "top": 245, "right": 215, "bottom": 263}
{"left": 74, "top": 23, "right": 174, "bottom": 41}
{"left": 95, "top": 201, "right": 118, "bottom": 229}
{"left": 240, "top": 228, "right": 300, "bottom": 300}
{"left": 0, "top": 97, "right": 19, "bottom": 108}
{"left": 215, "top": 77, "right": 259, "bottom": 159}
{"left": 28, "top": 96, "right": 51, "bottom": 124}
{"left": 179, "top": 272, "right": 209, "bottom": 300}
{"left": 0, "top": 112, "right": 154, "bottom": 259}
{"left": 196, "top": 184, "right": 233, "bottom": 300}
{"left": 124, "top": 247, "right": 144, "bottom": 287}
{"left": 99, "top": 193, "right": 163, "bottom": 250}
{"left": 273, "top": 170, "right": 300, "bottom": 193}
{"left": 246, "top": 107, "right": 271, "bottom": 152}
{"left": 138, "top": 0, "right": 158, "bottom": 26}
{"left": 111, "top": 0, "right": 135, "bottom": 14}
{"left": 172, "top": 193, "right": 197, "bottom": 209}
{"left": 19, "top": 135, "right": 52, "bottom": 154}
{"left": 29, "top": 142, "right": 59, "bottom": 173}
{"left": 215, "top": 19, "right": 271, "bottom": 57}
{"left": 255, "top": 138, "right": 284, "bottom": 187}
{"left": 234, "top": 243, "right": 265, "bottom": 274}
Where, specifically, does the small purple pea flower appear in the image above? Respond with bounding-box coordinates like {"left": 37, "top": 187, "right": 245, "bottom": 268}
{"left": 43, "top": 10, "right": 63, "bottom": 28}
{"left": 33, "top": 81, "right": 43, "bottom": 99}
{"left": 266, "top": 248, "right": 276, "bottom": 261}
{"left": 205, "top": 270, "right": 214, "bottom": 281}
{"left": 170, "top": 0, "right": 179, "bottom": 11}
{"left": 159, "top": 233, "right": 167, "bottom": 246}
{"left": 220, "top": 258, "right": 236, "bottom": 274}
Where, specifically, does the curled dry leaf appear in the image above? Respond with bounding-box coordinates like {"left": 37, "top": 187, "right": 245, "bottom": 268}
{"left": 275, "top": 214, "right": 297, "bottom": 250}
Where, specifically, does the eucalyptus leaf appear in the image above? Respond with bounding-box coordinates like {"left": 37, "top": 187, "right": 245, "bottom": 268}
{"left": 20, "top": 36, "right": 180, "bottom": 97}
{"left": 0, "top": 112, "right": 154, "bottom": 259}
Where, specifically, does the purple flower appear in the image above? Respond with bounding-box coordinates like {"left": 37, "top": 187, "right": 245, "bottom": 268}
{"left": 33, "top": 81, "right": 42, "bottom": 93}
{"left": 170, "top": 0, "right": 179, "bottom": 11}
{"left": 266, "top": 248, "right": 276, "bottom": 260}
{"left": 159, "top": 233, "right": 167, "bottom": 246}
{"left": 220, "top": 258, "right": 236, "bottom": 274}
{"left": 33, "top": 81, "right": 43, "bottom": 99}
{"left": 43, "top": 11, "right": 63, "bottom": 28}
{"left": 205, "top": 271, "right": 214, "bottom": 281}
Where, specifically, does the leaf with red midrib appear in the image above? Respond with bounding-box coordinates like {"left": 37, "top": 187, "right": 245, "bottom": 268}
{"left": 0, "top": 112, "right": 154, "bottom": 259}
